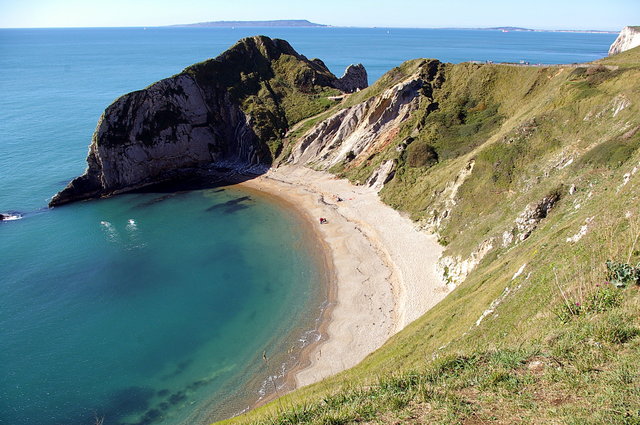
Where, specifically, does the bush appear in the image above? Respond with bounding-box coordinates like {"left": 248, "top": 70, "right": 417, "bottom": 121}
{"left": 407, "top": 142, "right": 438, "bottom": 168}
{"left": 606, "top": 260, "right": 640, "bottom": 287}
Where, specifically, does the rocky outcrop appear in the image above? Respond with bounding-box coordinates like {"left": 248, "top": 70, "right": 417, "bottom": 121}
{"left": 334, "top": 64, "right": 368, "bottom": 93}
{"left": 609, "top": 26, "right": 640, "bottom": 55}
{"left": 366, "top": 160, "right": 397, "bottom": 192}
{"left": 503, "top": 190, "right": 562, "bottom": 244}
{"left": 289, "top": 78, "right": 425, "bottom": 169}
{"left": 436, "top": 238, "right": 495, "bottom": 287}
{"left": 50, "top": 74, "right": 263, "bottom": 206}
{"left": 50, "top": 36, "right": 367, "bottom": 206}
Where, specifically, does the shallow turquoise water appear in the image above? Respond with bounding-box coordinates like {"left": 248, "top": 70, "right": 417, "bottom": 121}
{"left": 0, "top": 27, "right": 616, "bottom": 425}
{"left": 1, "top": 188, "right": 325, "bottom": 425}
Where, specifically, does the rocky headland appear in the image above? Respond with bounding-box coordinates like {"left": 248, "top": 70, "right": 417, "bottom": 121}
{"left": 49, "top": 36, "right": 367, "bottom": 206}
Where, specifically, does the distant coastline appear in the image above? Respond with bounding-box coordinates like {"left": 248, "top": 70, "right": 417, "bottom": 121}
{"left": 170, "top": 19, "right": 327, "bottom": 28}
{"left": 163, "top": 20, "right": 615, "bottom": 33}
{"left": 0, "top": 25, "right": 616, "bottom": 33}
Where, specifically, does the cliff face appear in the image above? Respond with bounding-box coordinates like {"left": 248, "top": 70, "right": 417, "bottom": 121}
{"left": 50, "top": 36, "right": 367, "bottom": 206}
{"left": 50, "top": 75, "right": 262, "bottom": 206}
{"left": 609, "top": 26, "right": 640, "bottom": 55}
{"left": 334, "top": 64, "right": 368, "bottom": 93}
{"left": 289, "top": 60, "right": 444, "bottom": 173}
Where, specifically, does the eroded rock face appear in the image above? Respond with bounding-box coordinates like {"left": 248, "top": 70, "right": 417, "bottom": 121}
{"left": 50, "top": 74, "right": 263, "bottom": 206}
{"left": 366, "top": 160, "right": 397, "bottom": 192}
{"left": 290, "top": 78, "right": 424, "bottom": 169}
{"left": 513, "top": 191, "right": 562, "bottom": 242}
{"left": 334, "top": 64, "right": 368, "bottom": 93}
{"left": 609, "top": 26, "right": 640, "bottom": 56}
{"left": 436, "top": 238, "right": 495, "bottom": 287}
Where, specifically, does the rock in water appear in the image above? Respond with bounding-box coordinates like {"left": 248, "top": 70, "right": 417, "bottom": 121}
{"left": 49, "top": 36, "right": 368, "bottom": 207}
{"left": 609, "top": 26, "right": 640, "bottom": 56}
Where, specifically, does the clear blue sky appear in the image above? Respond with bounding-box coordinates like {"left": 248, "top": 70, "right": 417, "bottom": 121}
{"left": 1, "top": 0, "right": 638, "bottom": 30}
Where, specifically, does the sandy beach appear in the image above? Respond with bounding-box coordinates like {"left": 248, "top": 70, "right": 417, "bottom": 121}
{"left": 237, "top": 165, "right": 449, "bottom": 389}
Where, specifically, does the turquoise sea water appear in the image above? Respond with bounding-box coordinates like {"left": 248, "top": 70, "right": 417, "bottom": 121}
{"left": 0, "top": 27, "right": 616, "bottom": 425}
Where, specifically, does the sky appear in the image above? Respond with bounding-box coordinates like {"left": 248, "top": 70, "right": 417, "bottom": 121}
{"left": 0, "top": 0, "right": 638, "bottom": 30}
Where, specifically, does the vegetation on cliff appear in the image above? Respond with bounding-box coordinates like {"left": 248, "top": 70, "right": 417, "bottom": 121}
{"left": 221, "top": 47, "right": 640, "bottom": 424}
{"left": 184, "top": 36, "right": 341, "bottom": 159}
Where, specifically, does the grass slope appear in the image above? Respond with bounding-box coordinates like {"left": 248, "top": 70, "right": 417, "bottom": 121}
{"left": 219, "top": 47, "right": 640, "bottom": 424}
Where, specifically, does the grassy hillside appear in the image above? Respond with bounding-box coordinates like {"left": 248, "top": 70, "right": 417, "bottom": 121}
{"left": 220, "top": 47, "right": 640, "bottom": 424}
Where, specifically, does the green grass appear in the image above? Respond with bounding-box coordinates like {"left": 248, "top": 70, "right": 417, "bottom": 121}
{"left": 216, "top": 46, "right": 640, "bottom": 425}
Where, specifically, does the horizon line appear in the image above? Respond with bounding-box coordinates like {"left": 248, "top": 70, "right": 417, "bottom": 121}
{"left": 0, "top": 24, "right": 622, "bottom": 33}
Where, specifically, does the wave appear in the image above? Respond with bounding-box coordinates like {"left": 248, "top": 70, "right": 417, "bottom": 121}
{"left": 1, "top": 213, "right": 23, "bottom": 221}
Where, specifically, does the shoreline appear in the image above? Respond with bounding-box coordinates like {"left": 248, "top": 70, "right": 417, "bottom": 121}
{"left": 234, "top": 165, "right": 449, "bottom": 399}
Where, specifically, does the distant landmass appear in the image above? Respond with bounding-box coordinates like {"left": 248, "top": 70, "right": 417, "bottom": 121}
{"left": 483, "top": 26, "right": 616, "bottom": 34}
{"left": 171, "top": 19, "right": 327, "bottom": 28}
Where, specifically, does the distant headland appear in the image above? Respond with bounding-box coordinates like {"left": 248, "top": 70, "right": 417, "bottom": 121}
{"left": 170, "top": 19, "right": 327, "bottom": 28}
{"left": 439, "top": 26, "right": 618, "bottom": 34}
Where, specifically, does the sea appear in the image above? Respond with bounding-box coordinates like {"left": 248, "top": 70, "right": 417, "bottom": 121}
{"left": 0, "top": 27, "right": 617, "bottom": 425}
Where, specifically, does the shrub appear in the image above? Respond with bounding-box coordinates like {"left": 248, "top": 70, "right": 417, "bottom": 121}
{"left": 606, "top": 260, "right": 640, "bottom": 287}
{"left": 407, "top": 142, "right": 439, "bottom": 168}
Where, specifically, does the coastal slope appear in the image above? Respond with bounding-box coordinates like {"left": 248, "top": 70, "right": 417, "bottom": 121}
{"left": 49, "top": 36, "right": 367, "bottom": 206}
{"left": 224, "top": 44, "right": 640, "bottom": 423}
{"left": 49, "top": 31, "right": 640, "bottom": 424}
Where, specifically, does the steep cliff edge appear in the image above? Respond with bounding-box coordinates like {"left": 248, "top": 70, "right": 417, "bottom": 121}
{"left": 609, "top": 25, "right": 640, "bottom": 55}
{"left": 50, "top": 36, "right": 367, "bottom": 206}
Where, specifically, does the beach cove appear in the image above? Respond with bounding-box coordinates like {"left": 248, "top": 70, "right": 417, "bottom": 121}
{"left": 0, "top": 27, "right": 620, "bottom": 425}
{"left": 237, "top": 166, "right": 449, "bottom": 392}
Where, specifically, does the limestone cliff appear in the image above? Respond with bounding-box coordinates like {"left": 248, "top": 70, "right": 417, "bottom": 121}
{"left": 334, "top": 64, "right": 368, "bottom": 93}
{"left": 50, "top": 36, "right": 368, "bottom": 206}
{"left": 609, "top": 26, "right": 640, "bottom": 55}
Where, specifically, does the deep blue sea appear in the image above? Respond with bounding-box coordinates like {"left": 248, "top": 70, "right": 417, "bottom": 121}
{"left": 0, "top": 27, "right": 617, "bottom": 425}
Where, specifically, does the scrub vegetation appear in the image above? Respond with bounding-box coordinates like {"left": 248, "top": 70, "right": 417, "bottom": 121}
{"left": 219, "top": 47, "right": 640, "bottom": 424}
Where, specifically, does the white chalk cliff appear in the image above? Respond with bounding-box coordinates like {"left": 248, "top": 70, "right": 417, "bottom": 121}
{"left": 609, "top": 26, "right": 640, "bottom": 56}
